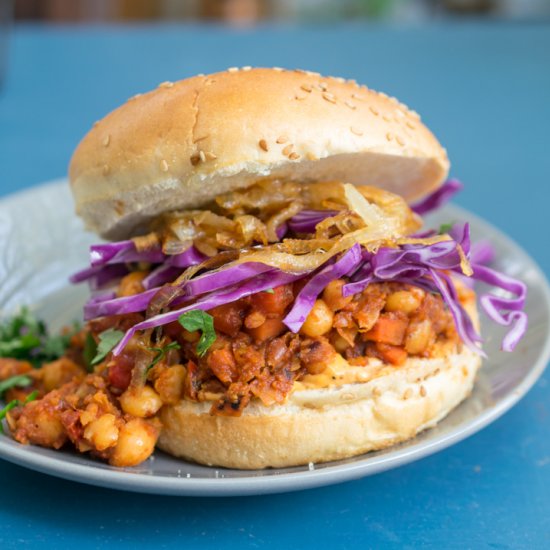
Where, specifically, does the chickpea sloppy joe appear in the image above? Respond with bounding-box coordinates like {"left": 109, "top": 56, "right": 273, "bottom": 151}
{"left": 0, "top": 68, "right": 527, "bottom": 469}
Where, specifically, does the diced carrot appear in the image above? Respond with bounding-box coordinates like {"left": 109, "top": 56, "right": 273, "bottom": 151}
{"left": 210, "top": 301, "right": 246, "bottom": 337}
{"left": 247, "top": 317, "right": 286, "bottom": 342}
{"left": 249, "top": 285, "right": 294, "bottom": 315}
{"left": 364, "top": 314, "right": 407, "bottom": 346}
{"left": 376, "top": 343, "right": 408, "bottom": 366}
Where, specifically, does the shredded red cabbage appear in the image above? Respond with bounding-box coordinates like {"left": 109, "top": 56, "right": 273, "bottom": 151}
{"left": 283, "top": 244, "right": 362, "bottom": 332}
{"left": 84, "top": 287, "right": 161, "bottom": 320}
{"left": 411, "top": 179, "right": 463, "bottom": 216}
{"left": 112, "top": 271, "right": 306, "bottom": 355}
{"left": 471, "top": 264, "right": 527, "bottom": 352}
{"left": 287, "top": 209, "right": 338, "bottom": 234}
{"left": 72, "top": 184, "right": 527, "bottom": 359}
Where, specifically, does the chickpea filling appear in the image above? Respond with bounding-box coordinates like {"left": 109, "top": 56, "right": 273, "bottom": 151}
{"left": 0, "top": 276, "right": 462, "bottom": 466}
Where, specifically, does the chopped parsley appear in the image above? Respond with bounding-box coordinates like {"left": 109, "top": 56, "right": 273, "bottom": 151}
{"left": 0, "top": 374, "right": 32, "bottom": 397}
{"left": 146, "top": 341, "right": 181, "bottom": 372}
{"left": 439, "top": 222, "right": 455, "bottom": 235}
{"left": 0, "top": 307, "right": 80, "bottom": 367}
{"left": 178, "top": 310, "right": 216, "bottom": 357}
{"left": 90, "top": 328, "right": 124, "bottom": 366}
{"left": 0, "top": 390, "right": 39, "bottom": 434}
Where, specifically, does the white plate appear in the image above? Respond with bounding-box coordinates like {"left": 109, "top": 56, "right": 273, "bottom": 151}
{"left": 0, "top": 180, "right": 549, "bottom": 496}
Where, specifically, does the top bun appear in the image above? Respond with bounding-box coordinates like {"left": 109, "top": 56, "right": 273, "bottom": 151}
{"left": 69, "top": 67, "right": 449, "bottom": 239}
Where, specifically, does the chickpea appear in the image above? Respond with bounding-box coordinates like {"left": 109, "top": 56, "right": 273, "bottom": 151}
{"left": 322, "top": 280, "right": 353, "bottom": 311}
{"left": 83, "top": 413, "right": 119, "bottom": 451}
{"left": 405, "top": 320, "right": 434, "bottom": 355}
{"left": 301, "top": 299, "right": 334, "bottom": 337}
{"left": 119, "top": 385, "right": 163, "bottom": 418}
{"left": 330, "top": 332, "right": 350, "bottom": 353}
{"left": 385, "top": 291, "right": 422, "bottom": 315}
{"left": 116, "top": 271, "right": 148, "bottom": 298}
{"left": 154, "top": 365, "right": 186, "bottom": 405}
{"left": 41, "top": 357, "right": 84, "bottom": 392}
{"left": 109, "top": 419, "right": 158, "bottom": 467}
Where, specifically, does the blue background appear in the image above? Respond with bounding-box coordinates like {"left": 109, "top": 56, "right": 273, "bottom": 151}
{"left": 0, "top": 23, "right": 549, "bottom": 548}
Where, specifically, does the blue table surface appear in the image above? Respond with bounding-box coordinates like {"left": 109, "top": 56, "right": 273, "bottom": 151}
{"left": 0, "top": 22, "right": 549, "bottom": 549}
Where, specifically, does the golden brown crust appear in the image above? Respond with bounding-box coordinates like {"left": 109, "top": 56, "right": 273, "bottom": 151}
{"left": 157, "top": 347, "right": 481, "bottom": 469}
{"left": 69, "top": 67, "right": 449, "bottom": 239}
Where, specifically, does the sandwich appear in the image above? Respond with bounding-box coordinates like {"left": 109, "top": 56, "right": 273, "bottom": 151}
{"left": 0, "top": 68, "right": 527, "bottom": 469}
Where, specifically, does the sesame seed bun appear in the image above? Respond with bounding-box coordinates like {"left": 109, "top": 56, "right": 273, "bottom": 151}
{"left": 157, "top": 345, "right": 481, "bottom": 469}
{"left": 69, "top": 67, "right": 449, "bottom": 239}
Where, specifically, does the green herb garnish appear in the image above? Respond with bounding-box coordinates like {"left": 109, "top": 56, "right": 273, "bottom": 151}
{"left": 146, "top": 341, "right": 181, "bottom": 372}
{"left": 90, "top": 328, "right": 124, "bottom": 366}
{"left": 178, "top": 310, "right": 216, "bottom": 357}
{"left": 0, "top": 308, "right": 80, "bottom": 367}
{"left": 0, "top": 390, "right": 38, "bottom": 434}
{"left": 439, "top": 222, "right": 455, "bottom": 235}
{"left": 263, "top": 288, "right": 275, "bottom": 294}
{"left": 83, "top": 332, "right": 98, "bottom": 372}
{"left": 0, "top": 374, "right": 32, "bottom": 397}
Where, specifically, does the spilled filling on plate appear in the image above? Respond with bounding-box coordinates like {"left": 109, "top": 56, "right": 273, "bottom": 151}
{"left": 0, "top": 180, "right": 527, "bottom": 466}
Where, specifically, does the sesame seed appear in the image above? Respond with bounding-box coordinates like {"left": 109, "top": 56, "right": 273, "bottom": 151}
{"left": 129, "top": 93, "right": 142, "bottom": 101}
{"left": 204, "top": 151, "right": 217, "bottom": 160}
{"left": 197, "top": 73, "right": 205, "bottom": 77}
{"left": 406, "top": 121, "right": 416, "bottom": 130}
{"left": 159, "top": 159, "right": 168, "bottom": 172}
{"left": 295, "top": 94, "right": 307, "bottom": 101}
{"left": 242, "top": 66, "right": 252, "bottom": 71}
{"left": 227, "top": 67, "right": 239, "bottom": 73}
{"left": 369, "top": 106, "right": 380, "bottom": 116}
{"left": 396, "top": 135, "right": 405, "bottom": 146}
{"left": 379, "top": 91, "right": 389, "bottom": 99}
{"left": 300, "top": 84, "right": 313, "bottom": 93}
{"left": 344, "top": 101, "right": 356, "bottom": 110}
{"left": 306, "top": 152, "right": 318, "bottom": 161}
{"left": 199, "top": 150, "right": 206, "bottom": 162}
{"left": 276, "top": 135, "right": 288, "bottom": 144}
{"left": 347, "top": 79, "right": 358, "bottom": 86}
{"left": 372, "top": 386, "right": 381, "bottom": 397}
{"left": 259, "top": 139, "right": 268, "bottom": 152}
{"left": 409, "top": 110, "right": 421, "bottom": 119}
{"left": 93, "top": 121, "right": 100, "bottom": 127}
{"left": 322, "top": 92, "right": 336, "bottom": 104}
{"left": 190, "top": 154, "right": 200, "bottom": 166}
{"left": 158, "top": 81, "right": 174, "bottom": 88}
{"left": 395, "top": 108, "right": 405, "bottom": 118}
{"left": 294, "top": 69, "right": 307, "bottom": 74}
{"left": 102, "top": 164, "right": 110, "bottom": 175}
{"left": 403, "top": 388, "right": 413, "bottom": 400}
{"left": 272, "top": 67, "right": 284, "bottom": 72}
{"left": 319, "top": 82, "right": 328, "bottom": 91}
{"left": 383, "top": 114, "right": 392, "bottom": 122}
{"left": 420, "top": 385, "right": 427, "bottom": 397}
{"left": 333, "top": 76, "right": 345, "bottom": 84}
{"left": 282, "top": 144, "right": 293, "bottom": 156}
{"left": 289, "top": 152, "right": 300, "bottom": 160}
{"left": 350, "top": 126, "right": 363, "bottom": 136}
{"left": 305, "top": 70, "right": 320, "bottom": 77}
{"left": 102, "top": 135, "right": 110, "bottom": 147}
{"left": 351, "top": 93, "right": 365, "bottom": 101}
{"left": 386, "top": 132, "right": 394, "bottom": 141}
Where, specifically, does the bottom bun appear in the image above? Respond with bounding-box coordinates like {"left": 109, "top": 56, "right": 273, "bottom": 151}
{"left": 157, "top": 346, "right": 481, "bottom": 469}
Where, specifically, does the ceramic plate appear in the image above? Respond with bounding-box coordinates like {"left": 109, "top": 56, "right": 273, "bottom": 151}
{"left": 0, "top": 180, "right": 549, "bottom": 496}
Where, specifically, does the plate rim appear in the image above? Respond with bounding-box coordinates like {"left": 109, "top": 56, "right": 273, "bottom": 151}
{"left": 1, "top": 179, "right": 549, "bottom": 497}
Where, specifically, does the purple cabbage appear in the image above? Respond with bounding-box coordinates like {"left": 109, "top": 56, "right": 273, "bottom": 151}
{"left": 411, "top": 179, "right": 463, "bottom": 216}
{"left": 112, "top": 271, "right": 306, "bottom": 356}
{"left": 471, "top": 264, "right": 527, "bottom": 352}
{"left": 283, "top": 244, "right": 362, "bottom": 332}
{"left": 287, "top": 209, "right": 338, "bottom": 234}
